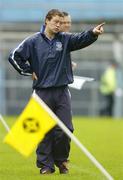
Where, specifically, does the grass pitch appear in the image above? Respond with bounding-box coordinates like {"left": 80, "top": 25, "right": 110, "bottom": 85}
{"left": 0, "top": 117, "right": 123, "bottom": 180}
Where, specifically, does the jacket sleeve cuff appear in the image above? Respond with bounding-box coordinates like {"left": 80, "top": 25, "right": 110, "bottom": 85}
{"left": 88, "top": 28, "right": 98, "bottom": 39}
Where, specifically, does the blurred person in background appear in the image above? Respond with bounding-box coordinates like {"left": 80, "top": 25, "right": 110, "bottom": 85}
{"left": 8, "top": 9, "right": 104, "bottom": 175}
{"left": 99, "top": 60, "right": 118, "bottom": 116}
{"left": 61, "top": 11, "right": 71, "bottom": 32}
{"left": 61, "top": 11, "right": 77, "bottom": 70}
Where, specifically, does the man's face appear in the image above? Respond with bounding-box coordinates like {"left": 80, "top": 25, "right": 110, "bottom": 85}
{"left": 46, "top": 15, "right": 63, "bottom": 34}
{"left": 60, "top": 15, "right": 71, "bottom": 32}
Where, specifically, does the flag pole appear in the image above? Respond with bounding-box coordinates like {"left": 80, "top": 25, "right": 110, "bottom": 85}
{"left": 33, "top": 92, "right": 114, "bottom": 180}
{"left": 56, "top": 119, "right": 114, "bottom": 180}
{"left": 0, "top": 114, "right": 10, "bottom": 132}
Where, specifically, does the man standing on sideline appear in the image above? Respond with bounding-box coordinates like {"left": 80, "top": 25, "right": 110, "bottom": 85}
{"left": 8, "top": 9, "right": 104, "bottom": 174}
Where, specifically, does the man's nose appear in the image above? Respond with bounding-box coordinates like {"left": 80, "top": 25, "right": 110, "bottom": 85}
{"left": 56, "top": 22, "right": 61, "bottom": 26}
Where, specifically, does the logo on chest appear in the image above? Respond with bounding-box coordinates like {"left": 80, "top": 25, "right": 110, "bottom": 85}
{"left": 56, "top": 42, "right": 62, "bottom": 51}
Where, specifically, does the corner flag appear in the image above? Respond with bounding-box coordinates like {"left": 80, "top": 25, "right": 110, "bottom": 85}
{"left": 3, "top": 92, "right": 114, "bottom": 179}
{"left": 4, "top": 93, "right": 57, "bottom": 157}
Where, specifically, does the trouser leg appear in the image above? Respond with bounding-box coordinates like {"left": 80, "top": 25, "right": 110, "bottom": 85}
{"left": 36, "top": 129, "right": 55, "bottom": 172}
{"left": 35, "top": 89, "right": 55, "bottom": 171}
{"left": 53, "top": 126, "right": 72, "bottom": 167}
{"left": 53, "top": 87, "right": 73, "bottom": 166}
{"left": 107, "top": 94, "right": 114, "bottom": 116}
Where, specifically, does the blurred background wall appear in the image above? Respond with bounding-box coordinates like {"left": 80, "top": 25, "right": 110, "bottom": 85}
{"left": 0, "top": 0, "right": 123, "bottom": 117}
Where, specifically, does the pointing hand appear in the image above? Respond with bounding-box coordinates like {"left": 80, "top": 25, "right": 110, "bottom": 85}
{"left": 93, "top": 22, "right": 105, "bottom": 35}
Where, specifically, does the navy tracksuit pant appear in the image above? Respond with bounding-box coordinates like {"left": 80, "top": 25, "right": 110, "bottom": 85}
{"left": 35, "top": 86, "right": 73, "bottom": 172}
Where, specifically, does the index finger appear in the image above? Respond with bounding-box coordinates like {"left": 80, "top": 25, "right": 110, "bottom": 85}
{"left": 98, "top": 22, "right": 106, "bottom": 28}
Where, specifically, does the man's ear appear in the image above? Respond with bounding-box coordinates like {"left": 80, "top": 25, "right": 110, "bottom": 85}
{"left": 45, "top": 19, "right": 49, "bottom": 25}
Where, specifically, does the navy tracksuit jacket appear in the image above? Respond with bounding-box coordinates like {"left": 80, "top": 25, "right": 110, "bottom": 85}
{"left": 8, "top": 29, "right": 97, "bottom": 89}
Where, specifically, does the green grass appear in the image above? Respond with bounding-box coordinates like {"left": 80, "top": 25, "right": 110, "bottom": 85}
{"left": 0, "top": 117, "right": 123, "bottom": 180}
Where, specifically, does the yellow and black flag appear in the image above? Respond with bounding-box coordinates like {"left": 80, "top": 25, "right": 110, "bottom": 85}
{"left": 4, "top": 92, "right": 57, "bottom": 157}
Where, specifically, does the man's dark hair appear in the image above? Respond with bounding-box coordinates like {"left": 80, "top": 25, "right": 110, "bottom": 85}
{"left": 62, "top": 11, "right": 69, "bottom": 16}
{"left": 45, "top": 9, "right": 64, "bottom": 23}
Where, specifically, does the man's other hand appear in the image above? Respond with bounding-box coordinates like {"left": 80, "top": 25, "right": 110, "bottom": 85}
{"left": 32, "top": 72, "right": 38, "bottom": 80}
